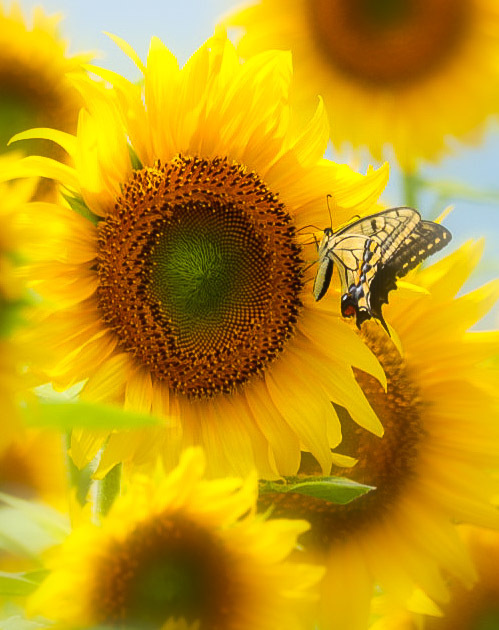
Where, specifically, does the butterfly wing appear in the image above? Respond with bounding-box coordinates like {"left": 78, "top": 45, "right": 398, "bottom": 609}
{"left": 368, "top": 219, "right": 452, "bottom": 323}
{"left": 321, "top": 208, "right": 451, "bottom": 330}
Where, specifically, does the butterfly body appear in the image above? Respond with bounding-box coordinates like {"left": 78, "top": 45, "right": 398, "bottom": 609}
{"left": 313, "top": 207, "right": 451, "bottom": 331}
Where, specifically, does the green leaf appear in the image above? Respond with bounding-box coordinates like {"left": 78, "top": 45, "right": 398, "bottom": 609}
{"left": 0, "top": 572, "right": 47, "bottom": 597}
{"left": 0, "top": 615, "right": 50, "bottom": 629}
{"left": 61, "top": 190, "right": 100, "bottom": 226}
{"left": 0, "top": 494, "right": 69, "bottom": 552}
{"left": 19, "top": 571, "right": 49, "bottom": 585}
{"left": 22, "top": 400, "right": 162, "bottom": 431}
{"left": 0, "top": 299, "right": 24, "bottom": 339}
{"left": 128, "top": 144, "right": 143, "bottom": 170}
{"left": 259, "top": 476, "right": 374, "bottom": 505}
{"left": 96, "top": 464, "right": 122, "bottom": 517}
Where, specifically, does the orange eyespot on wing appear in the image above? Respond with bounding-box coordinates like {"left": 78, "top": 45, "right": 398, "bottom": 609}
{"left": 343, "top": 304, "right": 356, "bottom": 317}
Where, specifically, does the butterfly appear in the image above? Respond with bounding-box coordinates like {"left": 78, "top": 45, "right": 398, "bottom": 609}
{"left": 312, "top": 207, "right": 452, "bottom": 332}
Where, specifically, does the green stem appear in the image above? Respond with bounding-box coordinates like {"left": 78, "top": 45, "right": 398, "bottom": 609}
{"left": 403, "top": 171, "right": 419, "bottom": 208}
{"left": 96, "top": 464, "right": 122, "bottom": 517}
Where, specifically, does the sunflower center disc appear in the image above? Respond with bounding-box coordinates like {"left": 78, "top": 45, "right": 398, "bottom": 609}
{"left": 97, "top": 156, "right": 303, "bottom": 398}
{"left": 309, "top": 0, "right": 469, "bottom": 85}
{"left": 90, "top": 515, "right": 235, "bottom": 628}
{"left": 259, "top": 323, "right": 423, "bottom": 549}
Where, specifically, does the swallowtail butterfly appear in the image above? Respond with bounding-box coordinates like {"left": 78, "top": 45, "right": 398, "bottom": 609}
{"left": 313, "top": 207, "right": 452, "bottom": 331}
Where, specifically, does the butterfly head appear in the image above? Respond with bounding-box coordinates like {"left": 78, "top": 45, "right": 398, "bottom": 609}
{"left": 315, "top": 226, "right": 334, "bottom": 254}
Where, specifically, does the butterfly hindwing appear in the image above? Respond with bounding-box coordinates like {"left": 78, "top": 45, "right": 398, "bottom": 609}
{"left": 313, "top": 207, "right": 452, "bottom": 331}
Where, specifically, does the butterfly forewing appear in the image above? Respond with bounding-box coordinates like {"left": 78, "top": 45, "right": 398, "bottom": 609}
{"left": 391, "top": 220, "right": 452, "bottom": 278}
{"left": 341, "top": 208, "right": 420, "bottom": 257}
{"left": 368, "top": 220, "right": 451, "bottom": 325}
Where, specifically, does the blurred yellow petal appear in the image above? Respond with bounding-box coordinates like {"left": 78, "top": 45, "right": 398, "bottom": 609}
{"left": 227, "top": 0, "right": 499, "bottom": 169}
{"left": 29, "top": 448, "right": 322, "bottom": 629}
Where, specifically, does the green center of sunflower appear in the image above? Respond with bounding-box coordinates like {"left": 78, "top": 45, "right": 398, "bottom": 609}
{"left": 90, "top": 514, "right": 235, "bottom": 628}
{"left": 360, "top": 0, "right": 410, "bottom": 28}
{"left": 258, "top": 322, "right": 424, "bottom": 550}
{"left": 97, "top": 156, "right": 303, "bottom": 398}
{"left": 152, "top": 233, "right": 229, "bottom": 319}
{"left": 309, "top": 0, "right": 470, "bottom": 85}
{"left": 148, "top": 200, "right": 270, "bottom": 335}
{"left": 476, "top": 610, "right": 499, "bottom": 630}
{"left": 425, "top": 594, "right": 499, "bottom": 630}
{"left": 0, "top": 92, "right": 36, "bottom": 155}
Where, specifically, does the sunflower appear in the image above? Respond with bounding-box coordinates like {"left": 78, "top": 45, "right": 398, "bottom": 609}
{"left": 226, "top": 0, "right": 499, "bottom": 170}
{"left": 0, "top": 155, "right": 38, "bottom": 452}
{"left": 1, "top": 157, "right": 68, "bottom": 510}
{"left": 6, "top": 31, "right": 391, "bottom": 479}
{"left": 0, "top": 1, "right": 89, "bottom": 196}
{"left": 29, "top": 447, "right": 323, "bottom": 629}
{"left": 258, "top": 240, "right": 499, "bottom": 630}
{"left": 371, "top": 527, "right": 499, "bottom": 630}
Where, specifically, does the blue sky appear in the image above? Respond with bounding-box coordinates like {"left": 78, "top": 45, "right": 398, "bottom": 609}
{"left": 17, "top": 0, "right": 499, "bottom": 327}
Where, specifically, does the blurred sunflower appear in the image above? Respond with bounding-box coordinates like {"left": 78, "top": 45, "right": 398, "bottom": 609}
{"left": 0, "top": 155, "right": 37, "bottom": 452}
{"left": 0, "top": 1, "right": 89, "bottom": 196}
{"left": 6, "top": 31, "right": 391, "bottom": 478}
{"left": 259, "top": 241, "right": 499, "bottom": 629}
{"left": 371, "top": 527, "right": 499, "bottom": 630}
{"left": 29, "top": 448, "right": 323, "bottom": 629}
{"left": 226, "top": 0, "right": 499, "bottom": 170}
{"left": 0, "top": 155, "right": 69, "bottom": 515}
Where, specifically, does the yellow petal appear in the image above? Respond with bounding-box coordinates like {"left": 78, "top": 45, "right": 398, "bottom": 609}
{"left": 10, "top": 127, "right": 77, "bottom": 157}
{"left": 81, "top": 353, "right": 131, "bottom": 402}
{"left": 124, "top": 368, "right": 153, "bottom": 414}
{"left": 0, "top": 156, "right": 79, "bottom": 189}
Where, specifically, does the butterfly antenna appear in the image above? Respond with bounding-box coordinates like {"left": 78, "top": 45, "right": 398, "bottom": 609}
{"left": 326, "top": 194, "right": 333, "bottom": 229}
{"left": 296, "top": 223, "right": 322, "bottom": 234}
{"left": 302, "top": 260, "right": 317, "bottom": 274}
{"left": 301, "top": 238, "right": 318, "bottom": 247}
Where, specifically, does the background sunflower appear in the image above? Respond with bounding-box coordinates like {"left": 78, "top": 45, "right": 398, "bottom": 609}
{"left": 29, "top": 448, "right": 324, "bottom": 629}
{"left": 225, "top": 0, "right": 499, "bottom": 172}
{"left": 259, "top": 241, "right": 499, "bottom": 629}
{"left": 0, "top": 1, "right": 90, "bottom": 198}
{"left": 0, "top": 158, "right": 37, "bottom": 451}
